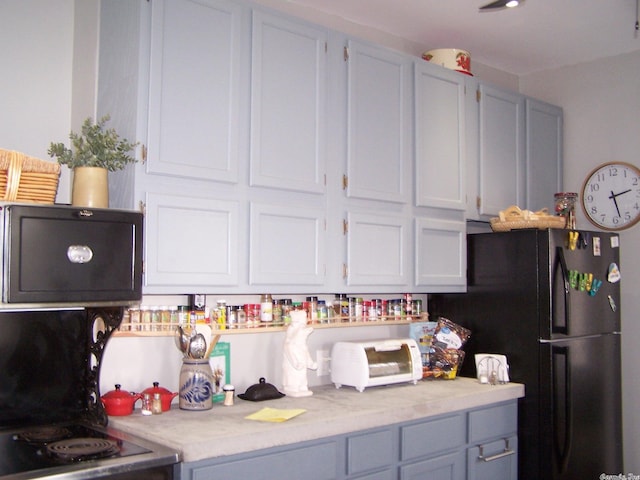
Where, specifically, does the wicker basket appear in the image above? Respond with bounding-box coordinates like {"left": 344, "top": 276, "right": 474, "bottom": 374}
{"left": 0, "top": 149, "right": 60, "bottom": 204}
{"left": 490, "top": 205, "right": 567, "bottom": 232}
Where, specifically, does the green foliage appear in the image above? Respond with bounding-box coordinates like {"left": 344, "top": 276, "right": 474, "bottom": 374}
{"left": 48, "top": 115, "right": 139, "bottom": 172}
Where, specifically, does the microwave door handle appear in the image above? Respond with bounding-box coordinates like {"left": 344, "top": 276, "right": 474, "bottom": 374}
{"left": 553, "top": 247, "right": 570, "bottom": 335}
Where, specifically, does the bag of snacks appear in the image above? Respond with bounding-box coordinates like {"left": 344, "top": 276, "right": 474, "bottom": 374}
{"left": 424, "top": 317, "right": 471, "bottom": 379}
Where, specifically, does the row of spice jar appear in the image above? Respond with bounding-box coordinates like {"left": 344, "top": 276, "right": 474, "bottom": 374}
{"left": 119, "top": 294, "right": 425, "bottom": 331}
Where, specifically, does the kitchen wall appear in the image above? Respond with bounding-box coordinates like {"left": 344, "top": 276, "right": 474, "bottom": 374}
{"left": 1, "top": 0, "right": 638, "bottom": 471}
{"left": 520, "top": 54, "right": 640, "bottom": 472}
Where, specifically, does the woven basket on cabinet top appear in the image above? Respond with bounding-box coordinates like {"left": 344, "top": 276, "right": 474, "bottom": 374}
{"left": 0, "top": 148, "right": 60, "bottom": 204}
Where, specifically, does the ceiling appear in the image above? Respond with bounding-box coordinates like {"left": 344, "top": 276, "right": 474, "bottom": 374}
{"left": 286, "top": 0, "right": 640, "bottom": 76}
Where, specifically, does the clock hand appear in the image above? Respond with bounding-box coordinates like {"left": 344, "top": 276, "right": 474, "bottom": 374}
{"left": 608, "top": 191, "right": 622, "bottom": 217}
{"left": 613, "top": 189, "right": 632, "bottom": 197}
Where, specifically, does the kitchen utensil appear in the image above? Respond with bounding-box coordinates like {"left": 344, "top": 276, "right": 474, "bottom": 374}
{"left": 101, "top": 384, "right": 142, "bottom": 416}
{"left": 175, "top": 325, "right": 189, "bottom": 355}
{"left": 188, "top": 333, "right": 207, "bottom": 359}
{"left": 142, "top": 382, "right": 179, "bottom": 412}
{"left": 204, "top": 333, "right": 221, "bottom": 358}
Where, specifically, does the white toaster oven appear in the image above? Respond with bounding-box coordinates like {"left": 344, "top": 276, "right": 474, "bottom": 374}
{"left": 330, "top": 338, "right": 422, "bottom": 392}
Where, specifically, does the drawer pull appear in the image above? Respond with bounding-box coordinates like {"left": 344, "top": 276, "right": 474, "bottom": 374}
{"left": 477, "top": 438, "right": 515, "bottom": 462}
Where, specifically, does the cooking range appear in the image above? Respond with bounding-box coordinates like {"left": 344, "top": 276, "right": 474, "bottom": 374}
{"left": 0, "top": 309, "right": 180, "bottom": 480}
{"left": 0, "top": 205, "right": 179, "bottom": 479}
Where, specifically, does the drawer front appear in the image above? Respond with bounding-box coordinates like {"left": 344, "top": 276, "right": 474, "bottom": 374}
{"left": 190, "top": 441, "right": 337, "bottom": 480}
{"left": 401, "top": 414, "right": 465, "bottom": 461}
{"left": 467, "top": 434, "right": 518, "bottom": 480}
{"left": 348, "top": 428, "right": 395, "bottom": 475}
{"left": 468, "top": 402, "right": 518, "bottom": 443}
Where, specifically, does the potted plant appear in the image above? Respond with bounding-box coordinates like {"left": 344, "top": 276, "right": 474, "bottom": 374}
{"left": 48, "top": 115, "right": 138, "bottom": 208}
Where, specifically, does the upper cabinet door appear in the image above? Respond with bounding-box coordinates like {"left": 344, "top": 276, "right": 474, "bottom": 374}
{"left": 478, "top": 84, "right": 526, "bottom": 217}
{"left": 249, "top": 202, "right": 326, "bottom": 287}
{"left": 414, "top": 62, "right": 466, "bottom": 211}
{"left": 143, "top": 191, "right": 240, "bottom": 289}
{"left": 345, "top": 40, "right": 411, "bottom": 203}
{"left": 346, "top": 212, "right": 409, "bottom": 287}
{"left": 147, "top": 0, "right": 246, "bottom": 183}
{"left": 525, "top": 98, "right": 563, "bottom": 212}
{"left": 250, "top": 11, "right": 327, "bottom": 194}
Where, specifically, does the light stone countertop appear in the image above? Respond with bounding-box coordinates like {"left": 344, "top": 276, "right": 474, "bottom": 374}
{"left": 109, "top": 378, "right": 524, "bottom": 463}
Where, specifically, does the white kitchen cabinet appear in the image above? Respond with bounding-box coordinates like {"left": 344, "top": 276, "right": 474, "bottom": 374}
{"left": 525, "top": 98, "right": 563, "bottom": 213}
{"left": 467, "top": 82, "right": 562, "bottom": 221}
{"left": 414, "top": 60, "right": 466, "bottom": 211}
{"left": 146, "top": 0, "right": 247, "bottom": 183}
{"left": 344, "top": 39, "right": 412, "bottom": 204}
{"left": 337, "top": 38, "right": 414, "bottom": 291}
{"left": 143, "top": 191, "right": 241, "bottom": 290}
{"left": 249, "top": 10, "right": 327, "bottom": 194}
{"left": 473, "top": 83, "right": 526, "bottom": 220}
{"left": 414, "top": 217, "right": 466, "bottom": 292}
{"left": 345, "top": 211, "right": 409, "bottom": 287}
{"left": 249, "top": 201, "right": 326, "bottom": 287}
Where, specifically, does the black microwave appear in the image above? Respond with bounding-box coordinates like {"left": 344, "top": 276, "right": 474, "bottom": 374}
{"left": 1, "top": 203, "right": 143, "bottom": 306}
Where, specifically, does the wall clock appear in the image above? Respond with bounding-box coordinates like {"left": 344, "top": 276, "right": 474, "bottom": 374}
{"left": 581, "top": 161, "right": 640, "bottom": 230}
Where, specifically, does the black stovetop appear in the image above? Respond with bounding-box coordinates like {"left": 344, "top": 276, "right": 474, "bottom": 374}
{"left": 0, "top": 309, "right": 180, "bottom": 479}
{"left": 0, "top": 422, "right": 151, "bottom": 477}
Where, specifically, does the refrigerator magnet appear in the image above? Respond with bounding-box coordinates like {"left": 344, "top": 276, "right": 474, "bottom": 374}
{"left": 592, "top": 236, "right": 601, "bottom": 256}
{"left": 608, "top": 263, "right": 621, "bottom": 283}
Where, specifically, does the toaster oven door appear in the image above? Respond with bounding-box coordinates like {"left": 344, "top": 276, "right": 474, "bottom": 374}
{"left": 2, "top": 205, "right": 143, "bottom": 304}
{"left": 365, "top": 343, "right": 413, "bottom": 377}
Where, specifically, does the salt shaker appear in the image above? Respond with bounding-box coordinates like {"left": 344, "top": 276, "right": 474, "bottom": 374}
{"left": 223, "top": 384, "right": 235, "bottom": 406}
{"left": 141, "top": 393, "right": 152, "bottom": 416}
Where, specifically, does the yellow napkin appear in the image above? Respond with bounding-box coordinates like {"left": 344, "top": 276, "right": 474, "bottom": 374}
{"left": 245, "top": 407, "right": 306, "bottom": 423}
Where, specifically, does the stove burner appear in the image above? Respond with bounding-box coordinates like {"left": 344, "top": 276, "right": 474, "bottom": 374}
{"left": 15, "top": 426, "right": 73, "bottom": 444}
{"left": 46, "top": 437, "right": 120, "bottom": 462}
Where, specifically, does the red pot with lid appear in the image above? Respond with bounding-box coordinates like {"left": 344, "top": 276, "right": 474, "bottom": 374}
{"left": 101, "top": 384, "right": 142, "bottom": 416}
{"left": 142, "top": 382, "right": 178, "bottom": 412}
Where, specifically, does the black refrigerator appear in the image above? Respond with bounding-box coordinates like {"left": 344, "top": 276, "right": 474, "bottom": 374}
{"left": 429, "top": 228, "right": 623, "bottom": 480}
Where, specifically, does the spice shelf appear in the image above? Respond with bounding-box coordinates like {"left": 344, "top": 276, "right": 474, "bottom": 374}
{"left": 112, "top": 316, "right": 424, "bottom": 337}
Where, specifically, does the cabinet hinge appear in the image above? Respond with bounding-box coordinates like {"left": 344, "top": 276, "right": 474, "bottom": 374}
{"left": 342, "top": 264, "right": 348, "bottom": 279}
{"left": 141, "top": 144, "right": 147, "bottom": 164}
{"left": 325, "top": 41, "right": 328, "bottom": 53}
{"left": 343, "top": 46, "right": 349, "bottom": 62}
{"left": 139, "top": 200, "right": 146, "bottom": 216}
{"left": 343, "top": 219, "right": 348, "bottom": 235}
{"left": 476, "top": 196, "right": 481, "bottom": 209}
{"left": 342, "top": 174, "right": 348, "bottom": 190}
{"left": 324, "top": 173, "right": 327, "bottom": 186}
{"left": 476, "top": 89, "right": 481, "bottom": 103}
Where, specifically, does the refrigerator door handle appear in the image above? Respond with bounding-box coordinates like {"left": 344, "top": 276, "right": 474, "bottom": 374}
{"left": 552, "top": 246, "right": 570, "bottom": 335}
{"left": 552, "top": 345, "right": 572, "bottom": 474}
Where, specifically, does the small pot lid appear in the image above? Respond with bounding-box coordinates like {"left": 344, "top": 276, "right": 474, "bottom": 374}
{"left": 102, "top": 384, "right": 137, "bottom": 400}
{"left": 238, "top": 377, "right": 285, "bottom": 402}
{"left": 142, "top": 381, "right": 176, "bottom": 396}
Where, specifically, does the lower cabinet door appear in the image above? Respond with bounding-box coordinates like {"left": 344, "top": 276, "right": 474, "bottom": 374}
{"left": 401, "top": 451, "right": 465, "bottom": 480}
{"left": 466, "top": 434, "right": 518, "bottom": 480}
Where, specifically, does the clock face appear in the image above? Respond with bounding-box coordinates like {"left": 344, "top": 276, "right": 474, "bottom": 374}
{"left": 581, "top": 162, "right": 640, "bottom": 230}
